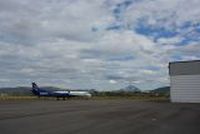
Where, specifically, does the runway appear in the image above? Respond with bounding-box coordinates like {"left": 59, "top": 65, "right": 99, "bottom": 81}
{"left": 0, "top": 100, "right": 199, "bottom": 134}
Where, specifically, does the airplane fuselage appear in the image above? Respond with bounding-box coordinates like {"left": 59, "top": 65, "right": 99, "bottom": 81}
{"left": 31, "top": 82, "right": 92, "bottom": 100}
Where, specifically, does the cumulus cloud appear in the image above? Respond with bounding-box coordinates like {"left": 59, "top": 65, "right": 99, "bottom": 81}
{"left": 0, "top": 0, "right": 199, "bottom": 90}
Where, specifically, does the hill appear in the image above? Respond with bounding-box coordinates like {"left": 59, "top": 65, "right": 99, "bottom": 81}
{"left": 151, "top": 86, "right": 170, "bottom": 95}
{"left": 118, "top": 85, "right": 141, "bottom": 93}
{"left": 0, "top": 87, "right": 32, "bottom": 95}
{"left": 0, "top": 86, "right": 64, "bottom": 96}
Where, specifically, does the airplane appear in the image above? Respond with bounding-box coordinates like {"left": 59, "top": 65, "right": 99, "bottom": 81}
{"left": 31, "top": 82, "right": 92, "bottom": 100}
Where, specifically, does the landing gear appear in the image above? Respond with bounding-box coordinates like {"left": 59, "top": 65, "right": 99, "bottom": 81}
{"left": 63, "top": 97, "right": 66, "bottom": 100}
{"left": 56, "top": 97, "right": 60, "bottom": 100}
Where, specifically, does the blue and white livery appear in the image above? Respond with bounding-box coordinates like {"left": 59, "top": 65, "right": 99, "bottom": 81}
{"left": 31, "top": 82, "right": 92, "bottom": 100}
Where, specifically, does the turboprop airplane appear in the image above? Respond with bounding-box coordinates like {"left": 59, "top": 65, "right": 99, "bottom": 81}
{"left": 31, "top": 82, "right": 92, "bottom": 100}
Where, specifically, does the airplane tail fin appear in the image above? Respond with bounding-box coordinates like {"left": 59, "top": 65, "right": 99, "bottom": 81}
{"left": 32, "top": 82, "right": 40, "bottom": 95}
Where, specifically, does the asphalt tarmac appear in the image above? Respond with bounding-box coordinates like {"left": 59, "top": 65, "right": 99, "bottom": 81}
{"left": 0, "top": 100, "right": 199, "bottom": 134}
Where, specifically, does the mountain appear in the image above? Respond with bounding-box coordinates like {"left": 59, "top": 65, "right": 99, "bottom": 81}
{"left": 151, "top": 86, "right": 170, "bottom": 94}
{"left": 119, "top": 85, "right": 141, "bottom": 92}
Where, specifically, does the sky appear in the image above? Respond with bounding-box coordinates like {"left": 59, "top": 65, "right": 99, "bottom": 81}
{"left": 0, "top": 0, "right": 200, "bottom": 90}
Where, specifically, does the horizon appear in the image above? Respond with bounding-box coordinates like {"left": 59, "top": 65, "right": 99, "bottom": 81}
{"left": 0, "top": 83, "right": 169, "bottom": 91}
{"left": 0, "top": 0, "right": 200, "bottom": 90}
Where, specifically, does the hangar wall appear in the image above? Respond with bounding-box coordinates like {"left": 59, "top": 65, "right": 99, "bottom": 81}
{"left": 169, "top": 60, "right": 200, "bottom": 103}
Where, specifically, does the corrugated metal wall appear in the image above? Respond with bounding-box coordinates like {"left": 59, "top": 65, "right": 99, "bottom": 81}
{"left": 170, "top": 75, "right": 200, "bottom": 103}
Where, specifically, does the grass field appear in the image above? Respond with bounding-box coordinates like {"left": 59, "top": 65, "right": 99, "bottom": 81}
{"left": 0, "top": 96, "right": 38, "bottom": 100}
{"left": 0, "top": 95, "right": 169, "bottom": 102}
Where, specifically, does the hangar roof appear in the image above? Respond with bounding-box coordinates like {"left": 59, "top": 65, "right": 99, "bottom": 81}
{"left": 169, "top": 60, "right": 200, "bottom": 76}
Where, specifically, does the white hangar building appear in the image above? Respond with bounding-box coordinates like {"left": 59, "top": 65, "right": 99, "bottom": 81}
{"left": 169, "top": 60, "right": 200, "bottom": 103}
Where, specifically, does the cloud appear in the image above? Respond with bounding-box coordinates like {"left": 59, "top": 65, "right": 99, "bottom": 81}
{"left": 109, "top": 80, "right": 117, "bottom": 84}
{"left": 0, "top": 0, "right": 199, "bottom": 90}
{"left": 0, "top": 0, "right": 114, "bottom": 45}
